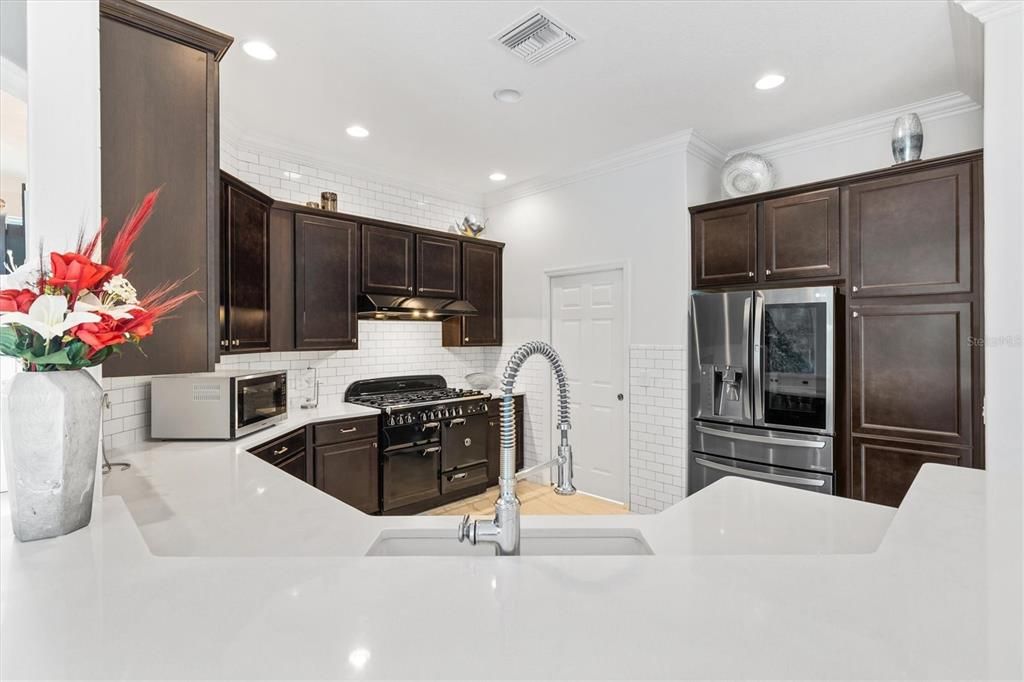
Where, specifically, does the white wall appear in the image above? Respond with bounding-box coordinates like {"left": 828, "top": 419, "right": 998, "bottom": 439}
{"left": 486, "top": 149, "right": 693, "bottom": 511}
{"left": 0, "top": 1, "right": 101, "bottom": 493}
{"left": 729, "top": 94, "right": 983, "bottom": 194}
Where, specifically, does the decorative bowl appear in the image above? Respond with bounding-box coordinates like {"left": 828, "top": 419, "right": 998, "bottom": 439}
{"left": 465, "top": 372, "right": 497, "bottom": 390}
{"left": 721, "top": 152, "right": 776, "bottom": 198}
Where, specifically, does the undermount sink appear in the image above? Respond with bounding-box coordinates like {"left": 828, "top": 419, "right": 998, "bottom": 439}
{"left": 366, "top": 528, "right": 653, "bottom": 556}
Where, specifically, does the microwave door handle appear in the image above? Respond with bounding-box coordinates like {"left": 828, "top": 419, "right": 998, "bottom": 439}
{"left": 752, "top": 291, "right": 765, "bottom": 424}
{"left": 694, "top": 457, "right": 825, "bottom": 487}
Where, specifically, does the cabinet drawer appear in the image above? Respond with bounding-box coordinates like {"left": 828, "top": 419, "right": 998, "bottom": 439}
{"left": 313, "top": 416, "right": 378, "bottom": 446}
{"left": 250, "top": 428, "right": 306, "bottom": 465}
{"left": 441, "top": 463, "right": 489, "bottom": 495}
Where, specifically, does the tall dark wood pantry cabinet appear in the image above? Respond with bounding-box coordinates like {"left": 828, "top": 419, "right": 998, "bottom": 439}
{"left": 99, "top": 0, "right": 232, "bottom": 376}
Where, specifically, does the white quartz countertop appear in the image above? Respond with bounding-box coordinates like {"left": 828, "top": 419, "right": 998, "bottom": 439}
{"left": 1, "top": 414, "right": 1021, "bottom": 679}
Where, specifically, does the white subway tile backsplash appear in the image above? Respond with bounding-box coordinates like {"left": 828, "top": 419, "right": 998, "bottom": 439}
{"left": 629, "top": 344, "right": 687, "bottom": 513}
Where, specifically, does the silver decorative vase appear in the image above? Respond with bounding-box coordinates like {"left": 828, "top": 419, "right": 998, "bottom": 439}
{"left": 4, "top": 370, "right": 103, "bottom": 542}
{"left": 891, "top": 113, "right": 923, "bottom": 164}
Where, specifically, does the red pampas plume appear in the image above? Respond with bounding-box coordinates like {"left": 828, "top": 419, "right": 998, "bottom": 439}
{"left": 121, "top": 277, "right": 200, "bottom": 339}
{"left": 107, "top": 188, "right": 160, "bottom": 275}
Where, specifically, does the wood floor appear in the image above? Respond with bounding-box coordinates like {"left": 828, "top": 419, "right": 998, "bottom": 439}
{"left": 425, "top": 481, "right": 630, "bottom": 517}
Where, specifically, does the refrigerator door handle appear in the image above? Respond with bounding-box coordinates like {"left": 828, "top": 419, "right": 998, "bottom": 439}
{"left": 695, "top": 424, "right": 827, "bottom": 449}
{"left": 694, "top": 457, "right": 826, "bottom": 487}
{"left": 752, "top": 291, "right": 765, "bottom": 424}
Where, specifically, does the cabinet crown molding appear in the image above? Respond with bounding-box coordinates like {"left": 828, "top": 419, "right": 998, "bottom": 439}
{"left": 100, "top": 0, "right": 233, "bottom": 60}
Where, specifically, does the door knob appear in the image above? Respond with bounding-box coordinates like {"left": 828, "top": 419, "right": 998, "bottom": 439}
{"left": 617, "top": 393, "right": 624, "bottom": 401}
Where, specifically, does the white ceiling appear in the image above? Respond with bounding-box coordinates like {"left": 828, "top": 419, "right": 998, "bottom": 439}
{"left": 153, "top": 1, "right": 975, "bottom": 196}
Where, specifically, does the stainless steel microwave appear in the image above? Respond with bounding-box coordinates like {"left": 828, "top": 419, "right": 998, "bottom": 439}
{"left": 150, "top": 370, "right": 288, "bottom": 440}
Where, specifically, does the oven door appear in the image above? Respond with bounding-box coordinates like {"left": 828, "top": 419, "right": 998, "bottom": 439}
{"left": 234, "top": 373, "right": 288, "bottom": 437}
{"left": 753, "top": 287, "right": 835, "bottom": 435}
{"left": 381, "top": 443, "right": 441, "bottom": 512}
{"left": 441, "top": 414, "right": 488, "bottom": 472}
{"left": 688, "top": 452, "right": 833, "bottom": 495}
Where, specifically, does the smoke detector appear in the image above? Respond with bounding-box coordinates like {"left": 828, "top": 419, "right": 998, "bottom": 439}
{"left": 495, "top": 10, "right": 578, "bottom": 65}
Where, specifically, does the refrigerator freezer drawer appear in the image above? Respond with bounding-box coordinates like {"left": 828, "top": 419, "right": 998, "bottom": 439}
{"left": 688, "top": 452, "right": 834, "bottom": 495}
{"left": 690, "top": 420, "right": 833, "bottom": 473}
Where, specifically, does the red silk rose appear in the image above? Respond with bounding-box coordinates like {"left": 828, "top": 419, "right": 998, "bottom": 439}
{"left": 73, "top": 315, "right": 129, "bottom": 357}
{"left": 0, "top": 289, "right": 38, "bottom": 314}
{"left": 47, "top": 253, "right": 113, "bottom": 298}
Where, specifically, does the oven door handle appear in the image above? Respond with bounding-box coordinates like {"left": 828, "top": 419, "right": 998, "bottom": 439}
{"left": 695, "top": 424, "right": 826, "bottom": 449}
{"left": 447, "top": 418, "right": 466, "bottom": 427}
{"left": 423, "top": 446, "right": 442, "bottom": 455}
{"left": 422, "top": 422, "right": 440, "bottom": 430}
{"left": 694, "top": 457, "right": 825, "bottom": 487}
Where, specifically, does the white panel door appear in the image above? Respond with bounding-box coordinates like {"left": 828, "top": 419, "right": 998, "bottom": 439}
{"left": 550, "top": 269, "right": 626, "bottom": 502}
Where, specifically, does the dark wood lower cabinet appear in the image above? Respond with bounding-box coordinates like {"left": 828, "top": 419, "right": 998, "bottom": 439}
{"left": 851, "top": 437, "right": 969, "bottom": 507}
{"left": 315, "top": 438, "right": 380, "bottom": 514}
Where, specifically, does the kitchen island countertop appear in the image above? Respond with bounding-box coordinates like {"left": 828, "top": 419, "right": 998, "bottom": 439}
{"left": 1, "top": 413, "right": 1020, "bottom": 679}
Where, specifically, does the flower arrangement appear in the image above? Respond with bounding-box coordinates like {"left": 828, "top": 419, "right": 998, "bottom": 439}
{"left": 0, "top": 189, "right": 196, "bottom": 371}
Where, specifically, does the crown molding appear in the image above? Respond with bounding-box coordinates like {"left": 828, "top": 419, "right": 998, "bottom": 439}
{"left": 729, "top": 92, "right": 982, "bottom": 160}
{"left": 220, "top": 115, "right": 486, "bottom": 209}
{"left": 485, "top": 128, "right": 722, "bottom": 207}
{"left": 956, "top": 0, "right": 1023, "bottom": 22}
{"left": 687, "top": 131, "right": 727, "bottom": 167}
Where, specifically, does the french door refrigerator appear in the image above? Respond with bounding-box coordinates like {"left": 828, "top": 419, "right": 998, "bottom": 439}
{"left": 688, "top": 286, "right": 837, "bottom": 494}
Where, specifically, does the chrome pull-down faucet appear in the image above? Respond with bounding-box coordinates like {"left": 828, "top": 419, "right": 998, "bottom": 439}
{"left": 456, "top": 341, "right": 575, "bottom": 556}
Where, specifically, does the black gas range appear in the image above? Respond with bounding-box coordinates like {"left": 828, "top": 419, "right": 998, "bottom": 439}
{"left": 346, "top": 376, "right": 492, "bottom": 513}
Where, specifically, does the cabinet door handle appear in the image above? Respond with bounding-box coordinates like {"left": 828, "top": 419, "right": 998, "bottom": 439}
{"left": 748, "top": 271, "right": 754, "bottom": 277}
{"left": 272, "top": 446, "right": 289, "bottom": 456}
{"left": 852, "top": 311, "right": 859, "bottom": 318}
{"left": 852, "top": 286, "right": 859, "bottom": 293}
{"left": 351, "top": 338, "right": 357, "bottom": 343}
{"left": 765, "top": 269, "right": 772, "bottom": 275}
{"left": 464, "top": 337, "right": 469, "bottom": 342}
{"left": 340, "top": 426, "right": 358, "bottom": 433}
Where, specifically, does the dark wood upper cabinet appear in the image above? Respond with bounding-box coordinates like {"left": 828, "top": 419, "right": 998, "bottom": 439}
{"left": 294, "top": 214, "right": 359, "bottom": 350}
{"left": 268, "top": 208, "right": 296, "bottom": 352}
{"left": 220, "top": 173, "right": 272, "bottom": 354}
{"left": 692, "top": 203, "right": 758, "bottom": 288}
{"left": 850, "top": 437, "right": 969, "bottom": 507}
{"left": 416, "top": 234, "right": 461, "bottom": 298}
{"left": 444, "top": 242, "right": 502, "bottom": 346}
{"left": 761, "top": 187, "right": 840, "bottom": 281}
{"left": 99, "top": 0, "right": 232, "bottom": 376}
{"left": 847, "top": 162, "right": 974, "bottom": 298}
{"left": 362, "top": 225, "right": 415, "bottom": 295}
{"left": 849, "top": 301, "right": 975, "bottom": 448}
{"left": 314, "top": 438, "right": 379, "bottom": 514}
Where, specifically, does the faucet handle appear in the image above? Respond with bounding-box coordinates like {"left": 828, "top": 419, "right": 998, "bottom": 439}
{"left": 457, "top": 514, "right": 474, "bottom": 543}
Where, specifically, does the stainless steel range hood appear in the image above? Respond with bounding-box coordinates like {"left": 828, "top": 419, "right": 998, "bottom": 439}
{"left": 357, "top": 294, "right": 478, "bottom": 320}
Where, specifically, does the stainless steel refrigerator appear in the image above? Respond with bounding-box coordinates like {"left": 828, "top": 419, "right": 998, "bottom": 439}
{"left": 688, "top": 286, "right": 837, "bottom": 494}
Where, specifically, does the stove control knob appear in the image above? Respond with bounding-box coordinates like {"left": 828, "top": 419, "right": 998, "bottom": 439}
{"left": 387, "top": 415, "right": 395, "bottom": 426}
{"left": 457, "top": 406, "right": 464, "bottom": 416}
{"left": 404, "top": 413, "right": 413, "bottom": 424}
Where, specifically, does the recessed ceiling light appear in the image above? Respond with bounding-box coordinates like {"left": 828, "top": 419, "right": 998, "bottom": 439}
{"left": 754, "top": 74, "right": 786, "bottom": 90}
{"left": 242, "top": 40, "right": 277, "bottom": 61}
{"left": 489, "top": 172, "right": 507, "bottom": 182}
{"left": 493, "top": 88, "right": 522, "bottom": 103}
{"left": 346, "top": 125, "right": 369, "bottom": 138}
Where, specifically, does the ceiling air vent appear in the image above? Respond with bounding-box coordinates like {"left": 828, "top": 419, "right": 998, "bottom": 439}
{"left": 496, "top": 10, "right": 578, "bottom": 65}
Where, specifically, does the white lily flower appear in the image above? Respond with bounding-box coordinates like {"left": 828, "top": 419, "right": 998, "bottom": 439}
{"left": 0, "top": 294, "right": 101, "bottom": 340}
{"left": 0, "top": 260, "right": 40, "bottom": 291}
{"left": 74, "top": 292, "right": 140, "bottom": 321}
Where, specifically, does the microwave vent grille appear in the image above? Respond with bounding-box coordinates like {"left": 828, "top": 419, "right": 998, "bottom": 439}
{"left": 192, "top": 383, "right": 222, "bottom": 402}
